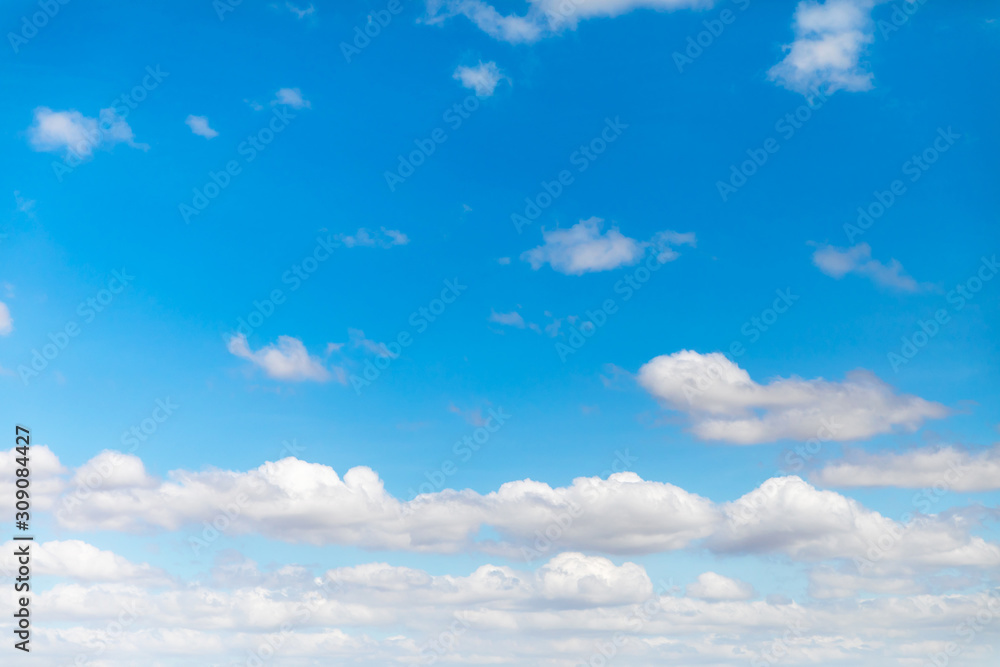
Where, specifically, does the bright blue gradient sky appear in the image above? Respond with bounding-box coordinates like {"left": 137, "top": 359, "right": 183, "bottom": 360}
{"left": 1, "top": 0, "right": 999, "bottom": 665}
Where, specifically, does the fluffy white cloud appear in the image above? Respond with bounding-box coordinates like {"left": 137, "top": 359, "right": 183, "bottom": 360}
{"left": 637, "top": 350, "right": 949, "bottom": 444}
{"left": 0, "top": 539, "right": 168, "bottom": 585}
{"left": 711, "top": 475, "right": 1000, "bottom": 570}
{"left": 0, "top": 301, "right": 11, "bottom": 335}
{"left": 769, "top": 0, "right": 877, "bottom": 95}
{"left": 27, "top": 107, "right": 146, "bottom": 159}
{"left": 812, "top": 242, "right": 924, "bottom": 291}
{"left": 185, "top": 114, "right": 218, "bottom": 138}
{"left": 337, "top": 227, "right": 409, "bottom": 248}
{"left": 227, "top": 334, "right": 333, "bottom": 382}
{"left": 686, "top": 572, "right": 755, "bottom": 601}
{"left": 0, "top": 445, "right": 66, "bottom": 510}
{"left": 453, "top": 61, "right": 508, "bottom": 96}
{"left": 426, "top": 0, "right": 711, "bottom": 43}
{"left": 5, "top": 544, "right": 1000, "bottom": 666}
{"left": 814, "top": 444, "right": 1000, "bottom": 491}
{"left": 273, "top": 87, "right": 311, "bottom": 109}
{"left": 521, "top": 217, "right": 693, "bottom": 275}
{"left": 488, "top": 309, "right": 526, "bottom": 328}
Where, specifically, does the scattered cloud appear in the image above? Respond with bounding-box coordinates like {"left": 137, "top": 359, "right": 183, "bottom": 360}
{"left": 347, "top": 328, "right": 398, "bottom": 358}
{"left": 227, "top": 334, "right": 334, "bottom": 382}
{"left": 812, "top": 242, "right": 925, "bottom": 291}
{"left": 637, "top": 350, "right": 949, "bottom": 444}
{"left": 273, "top": 87, "right": 311, "bottom": 109}
{"left": 814, "top": 444, "right": 1000, "bottom": 491}
{"left": 522, "top": 217, "right": 694, "bottom": 275}
{"left": 453, "top": 61, "right": 508, "bottom": 97}
{"left": 338, "top": 227, "right": 409, "bottom": 248}
{"left": 488, "top": 309, "right": 526, "bottom": 328}
{"left": 497, "top": 257, "right": 511, "bottom": 265}
{"left": 686, "top": 572, "right": 755, "bottom": 601}
{"left": 27, "top": 107, "right": 147, "bottom": 159}
{"left": 426, "top": 0, "right": 709, "bottom": 44}
{"left": 14, "top": 190, "right": 35, "bottom": 217}
{"left": 286, "top": 2, "right": 315, "bottom": 19}
{"left": 185, "top": 114, "right": 219, "bottom": 139}
{"left": 769, "top": 0, "right": 877, "bottom": 95}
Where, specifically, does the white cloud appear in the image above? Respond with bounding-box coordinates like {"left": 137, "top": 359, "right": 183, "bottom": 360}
{"left": 347, "top": 328, "right": 399, "bottom": 358}
{"left": 453, "top": 61, "right": 508, "bottom": 97}
{"left": 426, "top": 0, "right": 711, "bottom": 43}
{"left": 286, "top": 2, "right": 315, "bottom": 19}
{"left": 0, "top": 301, "right": 11, "bottom": 335}
{"left": 338, "top": 227, "right": 409, "bottom": 248}
{"left": 812, "top": 242, "right": 924, "bottom": 291}
{"left": 769, "top": 0, "right": 878, "bottom": 95}
{"left": 27, "top": 107, "right": 147, "bottom": 159}
{"left": 0, "top": 539, "right": 168, "bottom": 585}
{"left": 227, "top": 334, "right": 332, "bottom": 382}
{"left": 814, "top": 444, "right": 1000, "bottom": 491}
{"left": 185, "top": 114, "right": 218, "bottom": 139}
{"left": 686, "top": 572, "right": 755, "bottom": 601}
{"left": 488, "top": 310, "right": 525, "bottom": 328}
{"left": 273, "top": 87, "right": 311, "bottom": 109}
{"left": 521, "top": 218, "right": 642, "bottom": 275}
{"left": 637, "top": 350, "right": 949, "bottom": 444}
{"left": 14, "top": 190, "right": 35, "bottom": 217}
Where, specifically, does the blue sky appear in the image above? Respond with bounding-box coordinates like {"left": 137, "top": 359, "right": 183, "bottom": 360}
{"left": 1, "top": 0, "right": 999, "bottom": 665}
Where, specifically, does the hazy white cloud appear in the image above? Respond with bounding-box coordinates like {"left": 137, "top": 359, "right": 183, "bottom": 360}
{"left": 14, "top": 190, "right": 35, "bottom": 217}
{"left": 769, "top": 0, "right": 877, "bottom": 95}
{"left": 522, "top": 218, "right": 694, "bottom": 275}
{"left": 812, "top": 242, "right": 924, "bottom": 291}
{"left": 273, "top": 87, "right": 311, "bottom": 109}
{"left": 286, "top": 2, "right": 315, "bottom": 19}
{"left": 27, "top": 107, "right": 147, "bottom": 159}
{"left": 488, "top": 309, "right": 525, "bottom": 328}
{"left": 637, "top": 350, "right": 949, "bottom": 444}
{"left": 337, "top": 227, "right": 409, "bottom": 248}
{"left": 426, "top": 0, "right": 711, "bottom": 43}
{"left": 227, "top": 334, "right": 332, "bottom": 382}
{"left": 185, "top": 114, "right": 219, "bottom": 139}
{"left": 814, "top": 444, "right": 1000, "bottom": 491}
{"left": 0, "top": 301, "right": 11, "bottom": 335}
{"left": 0, "top": 539, "right": 168, "bottom": 585}
{"left": 686, "top": 572, "right": 755, "bottom": 601}
{"left": 453, "top": 61, "right": 508, "bottom": 97}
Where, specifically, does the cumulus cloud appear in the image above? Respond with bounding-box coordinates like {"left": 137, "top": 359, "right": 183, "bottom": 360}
{"left": 185, "top": 114, "right": 218, "bottom": 139}
{"left": 521, "top": 217, "right": 693, "bottom": 275}
{"left": 453, "top": 61, "right": 508, "bottom": 97}
{"left": 686, "top": 572, "right": 755, "bottom": 601}
{"left": 426, "top": 0, "right": 711, "bottom": 43}
{"left": 637, "top": 350, "right": 949, "bottom": 444}
{"left": 0, "top": 301, "right": 11, "bottom": 335}
{"left": 27, "top": 107, "right": 147, "bottom": 159}
{"left": 769, "top": 0, "right": 878, "bottom": 95}
{"left": 227, "top": 334, "right": 333, "bottom": 382}
{"left": 273, "top": 87, "right": 311, "bottom": 109}
{"left": 0, "top": 539, "right": 168, "bottom": 585}
{"left": 814, "top": 444, "right": 1000, "bottom": 491}
{"left": 337, "top": 227, "right": 409, "bottom": 248}
{"left": 812, "top": 242, "right": 925, "bottom": 291}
